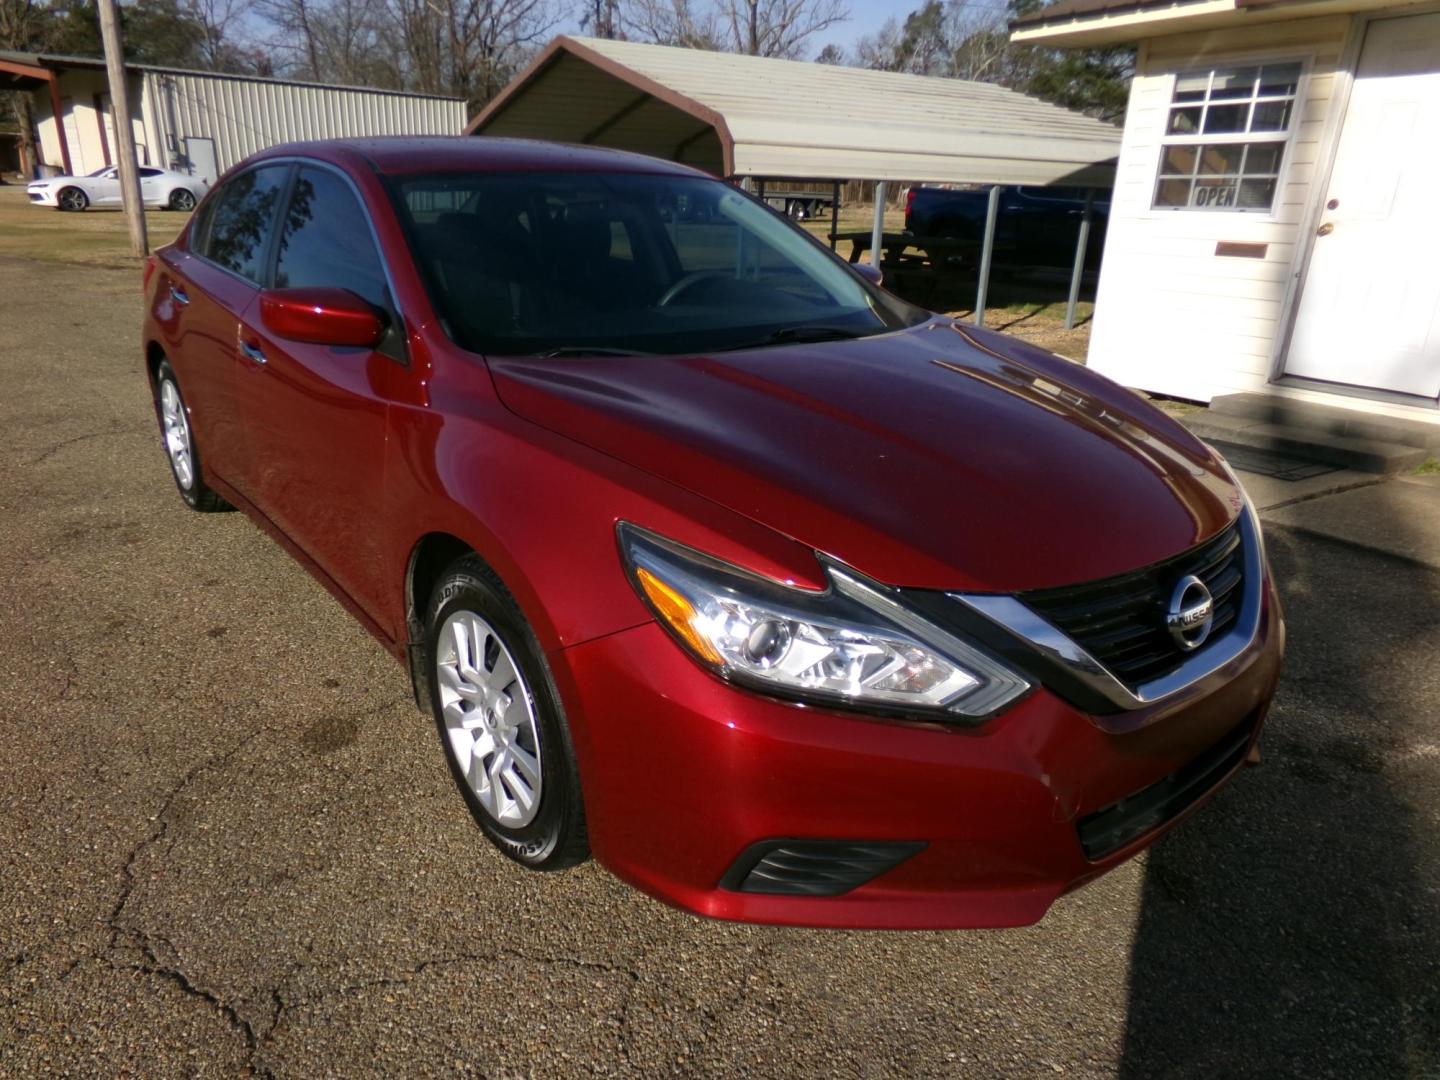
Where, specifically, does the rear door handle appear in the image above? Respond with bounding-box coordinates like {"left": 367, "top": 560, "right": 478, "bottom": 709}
{"left": 170, "top": 285, "right": 190, "bottom": 306}
{"left": 239, "top": 340, "right": 267, "bottom": 366}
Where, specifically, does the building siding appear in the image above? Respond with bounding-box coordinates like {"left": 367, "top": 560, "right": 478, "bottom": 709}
{"left": 143, "top": 72, "right": 464, "bottom": 176}
{"left": 1086, "top": 15, "right": 1354, "bottom": 403}
{"left": 32, "top": 67, "right": 464, "bottom": 181}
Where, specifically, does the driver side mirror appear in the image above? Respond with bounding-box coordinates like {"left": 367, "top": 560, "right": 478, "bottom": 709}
{"left": 853, "top": 262, "right": 884, "bottom": 288}
{"left": 259, "top": 287, "right": 386, "bottom": 348}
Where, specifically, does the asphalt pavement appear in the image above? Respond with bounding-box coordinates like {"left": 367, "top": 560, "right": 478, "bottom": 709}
{"left": 1, "top": 255, "right": 1436, "bottom": 1078}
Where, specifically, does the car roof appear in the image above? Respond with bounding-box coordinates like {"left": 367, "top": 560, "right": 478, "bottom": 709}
{"left": 249, "top": 136, "right": 708, "bottom": 179}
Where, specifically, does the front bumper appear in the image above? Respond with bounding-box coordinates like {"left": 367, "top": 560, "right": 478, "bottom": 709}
{"left": 552, "top": 572, "right": 1283, "bottom": 930}
{"left": 27, "top": 188, "right": 57, "bottom": 206}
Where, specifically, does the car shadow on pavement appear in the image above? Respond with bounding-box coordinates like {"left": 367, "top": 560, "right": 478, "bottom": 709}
{"left": 1118, "top": 526, "right": 1440, "bottom": 1077}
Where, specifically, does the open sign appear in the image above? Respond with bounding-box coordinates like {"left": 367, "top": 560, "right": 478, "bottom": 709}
{"left": 1193, "top": 181, "right": 1238, "bottom": 208}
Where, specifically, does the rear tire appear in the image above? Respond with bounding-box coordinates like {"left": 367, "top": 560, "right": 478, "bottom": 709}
{"left": 153, "top": 359, "right": 230, "bottom": 512}
{"left": 56, "top": 187, "right": 88, "bottom": 212}
{"left": 168, "top": 188, "right": 196, "bottom": 211}
{"left": 425, "top": 556, "right": 589, "bottom": 871}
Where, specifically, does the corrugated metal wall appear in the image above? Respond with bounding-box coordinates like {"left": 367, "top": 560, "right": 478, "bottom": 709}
{"left": 138, "top": 71, "right": 465, "bottom": 176}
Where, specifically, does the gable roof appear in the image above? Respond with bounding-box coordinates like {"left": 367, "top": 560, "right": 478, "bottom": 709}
{"left": 469, "top": 36, "right": 1121, "bottom": 187}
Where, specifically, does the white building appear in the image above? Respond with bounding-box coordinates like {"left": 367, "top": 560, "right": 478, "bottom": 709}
{"left": 0, "top": 51, "right": 465, "bottom": 185}
{"left": 1012, "top": 1, "right": 1440, "bottom": 432}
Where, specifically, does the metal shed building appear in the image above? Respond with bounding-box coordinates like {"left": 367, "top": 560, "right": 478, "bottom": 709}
{"left": 0, "top": 51, "right": 465, "bottom": 184}
{"left": 468, "top": 36, "right": 1122, "bottom": 189}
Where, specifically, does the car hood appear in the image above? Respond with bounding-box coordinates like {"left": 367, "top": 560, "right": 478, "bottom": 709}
{"left": 486, "top": 319, "right": 1241, "bottom": 593}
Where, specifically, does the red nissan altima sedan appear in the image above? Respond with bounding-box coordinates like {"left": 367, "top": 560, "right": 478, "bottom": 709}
{"left": 141, "top": 137, "right": 1283, "bottom": 929}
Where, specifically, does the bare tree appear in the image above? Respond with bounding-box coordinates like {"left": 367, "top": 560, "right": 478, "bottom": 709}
{"left": 851, "top": 16, "right": 901, "bottom": 71}
{"left": 621, "top": 0, "right": 719, "bottom": 49}
{"left": 850, "top": 0, "right": 1008, "bottom": 80}
{"left": 424, "top": 0, "right": 559, "bottom": 107}
{"left": 715, "top": 0, "right": 846, "bottom": 58}
{"left": 257, "top": 0, "right": 403, "bottom": 85}
{"left": 255, "top": 0, "right": 554, "bottom": 106}
{"left": 580, "top": 0, "right": 620, "bottom": 37}
{"left": 187, "top": 0, "right": 257, "bottom": 72}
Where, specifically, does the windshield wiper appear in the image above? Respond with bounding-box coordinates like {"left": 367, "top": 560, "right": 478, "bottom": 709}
{"left": 534, "top": 346, "right": 655, "bottom": 358}
{"left": 716, "top": 325, "right": 871, "bottom": 352}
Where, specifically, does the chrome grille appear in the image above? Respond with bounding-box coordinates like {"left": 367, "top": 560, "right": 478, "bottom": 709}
{"left": 1019, "top": 522, "right": 1245, "bottom": 691}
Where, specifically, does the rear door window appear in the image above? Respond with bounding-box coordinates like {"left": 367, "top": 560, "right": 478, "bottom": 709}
{"left": 203, "top": 165, "right": 289, "bottom": 284}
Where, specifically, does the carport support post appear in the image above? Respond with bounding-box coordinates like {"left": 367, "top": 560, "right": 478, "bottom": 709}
{"left": 974, "top": 185, "right": 1001, "bottom": 328}
{"left": 829, "top": 181, "right": 839, "bottom": 251}
{"left": 1065, "top": 188, "right": 1095, "bottom": 331}
{"left": 870, "top": 180, "right": 886, "bottom": 270}
{"left": 97, "top": 0, "right": 147, "bottom": 256}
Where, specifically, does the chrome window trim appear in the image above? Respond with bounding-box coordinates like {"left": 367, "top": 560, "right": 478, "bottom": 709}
{"left": 950, "top": 504, "right": 1264, "bottom": 712}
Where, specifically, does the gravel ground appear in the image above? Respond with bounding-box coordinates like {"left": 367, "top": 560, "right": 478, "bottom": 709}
{"left": 1, "top": 254, "right": 1436, "bottom": 1078}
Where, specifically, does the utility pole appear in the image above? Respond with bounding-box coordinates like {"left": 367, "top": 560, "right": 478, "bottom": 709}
{"left": 96, "top": 0, "right": 148, "bottom": 257}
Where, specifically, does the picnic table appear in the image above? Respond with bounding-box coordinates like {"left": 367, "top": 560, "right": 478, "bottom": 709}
{"left": 835, "top": 230, "right": 969, "bottom": 265}
{"left": 833, "top": 230, "right": 972, "bottom": 300}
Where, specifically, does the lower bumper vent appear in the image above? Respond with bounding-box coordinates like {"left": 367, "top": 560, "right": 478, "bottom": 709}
{"left": 1077, "top": 716, "right": 1256, "bottom": 862}
{"left": 720, "top": 840, "right": 925, "bottom": 897}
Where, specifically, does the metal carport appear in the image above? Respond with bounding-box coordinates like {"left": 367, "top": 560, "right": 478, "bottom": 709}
{"left": 467, "top": 36, "right": 1123, "bottom": 326}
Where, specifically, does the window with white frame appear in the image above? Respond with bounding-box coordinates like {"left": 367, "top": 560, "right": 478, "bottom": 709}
{"left": 1152, "top": 62, "right": 1302, "bottom": 212}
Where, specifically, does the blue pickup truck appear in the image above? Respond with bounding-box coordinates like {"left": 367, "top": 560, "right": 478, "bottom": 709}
{"left": 904, "top": 186, "right": 1110, "bottom": 272}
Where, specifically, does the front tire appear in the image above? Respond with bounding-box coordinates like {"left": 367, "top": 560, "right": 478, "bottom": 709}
{"left": 153, "top": 359, "right": 230, "bottom": 512}
{"left": 168, "top": 188, "right": 196, "bottom": 211}
{"left": 56, "top": 187, "right": 88, "bottom": 212}
{"left": 426, "top": 556, "right": 588, "bottom": 871}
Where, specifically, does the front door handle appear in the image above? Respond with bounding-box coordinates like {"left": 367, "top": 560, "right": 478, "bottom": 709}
{"left": 239, "top": 340, "right": 267, "bottom": 366}
{"left": 170, "top": 285, "right": 190, "bottom": 306}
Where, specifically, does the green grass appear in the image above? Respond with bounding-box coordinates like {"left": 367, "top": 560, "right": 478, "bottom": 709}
{"left": 0, "top": 185, "right": 188, "bottom": 267}
{"left": 1415, "top": 458, "right": 1440, "bottom": 475}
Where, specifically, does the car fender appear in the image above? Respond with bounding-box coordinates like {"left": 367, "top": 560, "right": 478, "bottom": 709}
{"left": 382, "top": 388, "right": 828, "bottom": 659}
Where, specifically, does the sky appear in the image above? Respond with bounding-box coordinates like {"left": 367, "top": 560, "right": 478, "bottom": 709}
{"left": 828, "top": 0, "right": 911, "bottom": 53}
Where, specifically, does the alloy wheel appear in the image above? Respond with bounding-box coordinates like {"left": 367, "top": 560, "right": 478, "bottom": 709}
{"left": 435, "top": 610, "right": 544, "bottom": 827}
{"left": 159, "top": 377, "right": 195, "bottom": 490}
{"left": 171, "top": 189, "right": 196, "bottom": 211}
{"left": 58, "top": 188, "right": 87, "bottom": 211}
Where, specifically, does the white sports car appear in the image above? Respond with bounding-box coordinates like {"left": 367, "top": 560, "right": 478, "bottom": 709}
{"left": 27, "top": 165, "right": 207, "bottom": 212}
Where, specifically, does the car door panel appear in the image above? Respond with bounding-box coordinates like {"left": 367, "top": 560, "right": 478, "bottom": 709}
{"left": 93, "top": 169, "right": 121, "bottom": 205}
{"left": 230, "top": 164, "right": 400, "bottom": 624}
{"left": 139, "top": 169, "right": 161, "bottom": 206}
{"left": 154, "top": 163, "right": 291, "bottom": 496}
{"left": 154, "top": 251, "right": 258, "bottom": 481}
{"left": 235, "top": 328, "right": 394, "bottom": 620}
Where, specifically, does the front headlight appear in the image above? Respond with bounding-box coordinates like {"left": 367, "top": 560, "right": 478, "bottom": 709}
{"left": 618, "top": 523, "right": 1030, "bottom": 722}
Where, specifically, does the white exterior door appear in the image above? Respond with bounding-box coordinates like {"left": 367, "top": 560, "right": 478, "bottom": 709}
{"left": 1285, "top": 13, "right": 1440, "bottom": 399}
{"left": 185, "top": 137, "right": 219, "bottom": 187}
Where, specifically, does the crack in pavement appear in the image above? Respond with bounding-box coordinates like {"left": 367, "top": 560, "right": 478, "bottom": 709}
{"left": 65, "top": 696, "right": 441, "bottom": 1076}
{"left": 10, "top": 673, "right": 632, "bottom": 1075}
{"left": 286, "top": 949, "right": 642, "bottom": 1009}
{"left": 99, "top": 725, "right": 274, "bottom": 1073}
{"left": 255, "top": 949, "right": 643, "bottom": 1069}
{"left": 29, "top": 425, "right": 149, "bottom": 468}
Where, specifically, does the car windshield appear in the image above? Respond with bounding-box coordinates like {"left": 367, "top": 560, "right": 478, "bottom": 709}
{"left": 86, "top": 167, "right": 113, "bottom": 178}
{"left": 391, "top": 171, "right": 925, "bottom": 357}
